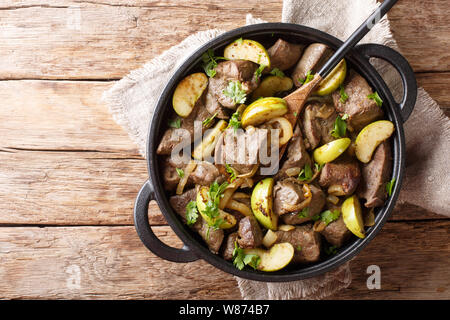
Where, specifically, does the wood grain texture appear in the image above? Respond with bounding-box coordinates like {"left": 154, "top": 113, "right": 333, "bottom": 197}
{"left": 0, "top": 0, "right": 447, "bottom": 79}
{"left": 0, "top": 221, "right": 448, "bottom": 299}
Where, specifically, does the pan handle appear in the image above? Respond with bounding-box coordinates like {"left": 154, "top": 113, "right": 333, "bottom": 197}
{"left": 356, "top": 44, "right": 417, "bottom": 123}
{"left": 134, "top": 180, "right": 199, "bottom": 263}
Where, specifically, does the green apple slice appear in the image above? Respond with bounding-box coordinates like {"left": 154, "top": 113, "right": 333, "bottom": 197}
{"left": 196, "top": 187, "right": 237, "bottom": 229}
{"left": 241, "top": 97, "right": 288, "bottom": 127}
{"left": 313, "top": 138, "right": 351, "bottom": 165}
{"left": 224, "top": 39, "right": 271, "bottom": 67}
{"left": 341, "top": 195, "right": 365, "bottom": 238}
{"left": 172, "top": 72, "right": 208, "bottom": 117}
{"left": 251, "top": 178, "right": 278, "bottom": 230}
{"left": 355, "top": 120, "right": 395, "bottom": 163}
{"left": 314, "top": 59, "right": 347, "bottom": 96}
{"left": 244, "top": 242, "right": 294, "bottom": 272}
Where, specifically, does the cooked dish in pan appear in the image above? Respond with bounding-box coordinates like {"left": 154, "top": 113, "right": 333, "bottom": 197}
{"left": 156, "top": 37, "right": 395, "bottom": 272}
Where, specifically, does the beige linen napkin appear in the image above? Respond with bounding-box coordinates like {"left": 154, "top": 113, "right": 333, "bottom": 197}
{"left": 103, "top": 0, "right": 450, "bottom": 299}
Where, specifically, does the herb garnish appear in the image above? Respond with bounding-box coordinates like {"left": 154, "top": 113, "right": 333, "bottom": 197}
{"left": 386, "top": 177, "right": 396, "bottom": 196}
{"left": 325, "top": 245, "right": 338, "bottom": 255}
{"left": 320, "top": 210, "right": 341, "bottom": 226}
{"left": 223, "top": 81, "right": 247, "bottom": 105}
{"left": 185, "top": 201, "right": 198, "bottom": 226}
{"left": 297, "top": 207, "right": 309, "bottom": 218}
{"left": 315, "top": 162, "right": 324, "bottom": 173}
{"left": 175, "top": 168, "right": 184, "bottom": 178}
{"left": 293, "top": 111, "right": 298, "bottom": 117}
{"left": 296, "top": 245, "right": 302, "bottom": 251}
{"left": 202, "top": 112, "right": 217, "bottom": 127}
{"left": 201, "top": 49, "right": 227, "bottom": 78}
{"left": 298, "top": 163, "right": 313, "bottom": 181}
{"left": 202, "top": 181, "right": 229, "bottom": 222}
{"left": 168, "top": 118, "right": 181, "bottom": 129}
{"left": 228, "top": 110, "right": 241, "bottom": 132}
{"left": 270, "top": 68, "right": 285, "bottom": 77}
{"left": 339, "top": 84, "right": 348, "bottom": 103}
{"left": 330, "top": 114, "right": 348, "bottom": 138}
{"left": 225, "top": 164, "right": 237, "bottom": 182}
{"left": 233, "top": 242, "right": 261, "bottom": 270}
{"left": 368, "top": 91, "right": 383, "bottom": 107}
{"left": 254, "top": 64, "right": 267, "bottom": 81}
{"left": 299, "top": 70, "right": 314, "bottom": 85}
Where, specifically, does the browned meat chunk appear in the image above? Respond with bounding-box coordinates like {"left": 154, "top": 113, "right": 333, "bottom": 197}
{"left": 237, "top": 216, "right": 263, "bottom": 249}
{"left": 267, "top": 39, "right": 304, "bottom": 71}
{"left": 273, "top": 178, "right": 305, "bottom": 216}
{"left": 209, "top": 60, "right": 259, "bottom": 109}
{"left": 332, "top": 70, "right": 384, "bottom": 131}
{"left": 292, "top": 43, "right": 333, "bottom": 87}
{"left": 319, "top": 157, "right": 361, "bottom": 196}
{"left": 276, "top": 125, "right": 312, "bottom": 179}
{"left": 222, "top": 232, "right": 239, "bottom": 261}
{"left": 161, "top": 156, "right": 221, "bottom": 192}
{"left": 205, "top": 86, "right": 229, "bottom": 119}
{"left": 301, "top": 102, "right": 337, "bottom": 150}
{"left": 169, "top": 188, "right": 197, "bottom": 217}
{"left": 320, "top": 215, "right": 351, "bottom": 248}
{"left": 358, "top": 141, "right": 392, "bottom": 207}
{"left": 275, "top": 225, "right": 322, "bottom": 263}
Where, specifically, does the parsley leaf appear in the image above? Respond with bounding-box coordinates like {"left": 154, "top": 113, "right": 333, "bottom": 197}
{"left": 325, "top": 245, "right": 338, "bottom": 255}
{"left": 386, "top": 177, "right": 396, "bottom": 196}
{"left": 185, "top": 201, "right": 198, "bottom": 226}
{"left": 254, "top": 64, "right": 267, "bottom": 81}
{"left": 233, "top": 242, "right": 260, "bottom": 270}
{"left": 175, "top": 168, "right": 184, "bottom": 178}
{"left": 297, "top": 207, "right": 309, "bottom": 218}
{"left": 270, "top": 68, "right": 285, "bottom": 77}
{"left": 320, "top": 210, "right": 341, "bottom": 226}
{"left": 225, "top": 164, "right": 237, "bottom": 182}
{"left": 201, "top": 49, "right": 227, "bottom": 78}
{"left": 368, "top": 91, "right": 383, "bottom": 107}
{"left": 296, "top": 245, "right": 302, "bottom": 251}
{"left": 293, "top": 111, "right": 298, "bottom": 117}
{"left": 228, "top": 110, "right": 241, "bottom": 132}
{"left": 298, "top": 163, "right": 313, "bottom": 181}
{"left": 202, "top": 112, "right": 217, "bottom": 127}
{"left": 330, "top": 115, "right": 348, "bottom": 138}
{"left": 202, "top": 181, "right": 229, "bottom": 223}
{"left": 168, "top": 118, "right": 181, "bottom": 129}
{"left": 315, "top": 163, "right": 324, "bottom": 173}
{"left": 339, "top": 84, "right": 349, "bottom": 103}
{"left": 223, "top": 81, "right": 247, "bottom": 105}
{"left": 299, "top": 70, "right": 314, "bottom": 85}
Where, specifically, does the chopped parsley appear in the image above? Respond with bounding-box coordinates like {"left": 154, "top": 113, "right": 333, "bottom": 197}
{"left": 386, "top": 177, "right": 396, "bottom": 196}
{"left": 201, "top": 49, "right": 227, "bottom": 78}
{"left": 233, "top": 242, "right": 261, "bottom": 270}
{"left": 223, "top": 80, "right": 247, "bottom": 105}
{"left": 293, "top": 111, "right": 298, "bottom": 117}
{"left": 320, "top": 210, "right": 341, "bottom": 226}
{"left": 202, "top": 112, "right": 217, "bottom": 127}
{"left": 330, "top": 114, "right": 348, "bottom": 138}
{"left": 339, "top": 84, "right": 349, "bottom": 103}
{"left": 175, "top": 168, "right": 184, "bottom": 178}
{"left": 296, "top": 245, "right": 302, "bottom": 251}
{"left": 297, "top": 207, "right": 309, "bottom": 218}
{"left": 254, "top": 64, "right": 267, "bottom": 81}
{"left": 298, "top": 163, "right": 313, "bottom": 181}
{"left": 368, "top": 91, "right": 383, "bottom": 107}
{"left": 185, "top": 201, "right": 199, "bottom": 226}
{"left": 315, "top": 163, "right": 324, "bottom": 173}
{"left": 325, "top": 245, "right": 338, "bottom": 255}
{"left": 225, "top": 164, "right": 237, "bottom": 182}
{"left": 270, "top": 68, "right": 285, "bottom": 77}
{"left": 168, "top": 118, "right": 181, "bottom": 129}
{"left": 202, "top": 181, "right": 229, "bottom": 223}
{"left": 228, "top": 110, "right": 241, "bottom": 132}
{"left": 299, "top": 70, "right": 314, "bottom": 85}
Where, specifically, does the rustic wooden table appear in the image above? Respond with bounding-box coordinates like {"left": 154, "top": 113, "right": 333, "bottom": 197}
{"left": 0, "top": 0, "right": 448, "bottom": 300}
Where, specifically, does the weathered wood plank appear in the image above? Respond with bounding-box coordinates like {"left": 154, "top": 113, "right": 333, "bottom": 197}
{"left": 0, "top": 221, "right": 448, "bottom": 299}
{"left": 0, "top": 0, "right": 447, "bottom": 79}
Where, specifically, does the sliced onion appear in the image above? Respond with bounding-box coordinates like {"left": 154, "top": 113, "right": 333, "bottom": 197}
{"left": 285, "top": 167, "right": 301, "bottom": 177}
{"left": 232, "top": 192, "right": 250, "bottom": 199}
{"left": 241, "top": 178, "right": 254, "bottom": 189}
{"left": 315, "top": 104, "right": 334, "bottom": 119}
{"left": 262, "top": 229, "right": 278, "bottom": 248}
{"left": 220, "top": 178, "right": 245, "bottom": 209}
{"left": 225, "top": 199, "right": 253, "bottom": 217}
{"left": 268, "top": 116, "right": 293, "bottom": 145}
{"left": 313, "top": 220, "right": 327, "bottom": 232}
{"left": 303, "top": 184, "right": 312, "bottom": 198}
{"left": 328, "top": 184, "right": 346, "bottom": 196}
{"left": 364, "top": 208, "right": 375, "bottom": 227}
{"left": 326, "top": 194, "right": 340, "bottom": 205}
{"left": 278, "top": 224, "right": 295, "bottom": 232}
{"left": 176, "top": 160, "right": 197, "bottom": 195}
{"left": 237, "top": 164, "right": 259, "bottom": 178}
{"left": 282, "top": 196, "right": 311, "bottom": 212}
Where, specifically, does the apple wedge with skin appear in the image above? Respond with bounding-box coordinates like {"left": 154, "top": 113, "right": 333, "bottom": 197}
{"left": 244, "top": 243, "right": 294, "bottom": 272}
{"left": 313, "top": 138, "right": 351, "bottom": 165}
{"left": 355, "top": 120, "right": 394, "bottom": 163}
{"left": 224, "top": 39, "right": 271, "bottom": 68}
{"left": 251, "top": 178, "right": 278, "bottom": 230}
{"left": 341, "top": 195, "right": 365, "bottom": 239}
{"left": 196, "top": 187, "right": 237, "bottom": 229}
{"left": 252, "top": 76, "right": 293, "bottom": 100}
{"left": 241, "top": 97, "right": 288, "bottom": 127}
{"left": 172, "top": 72, "right": 208, "bottom": 117}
